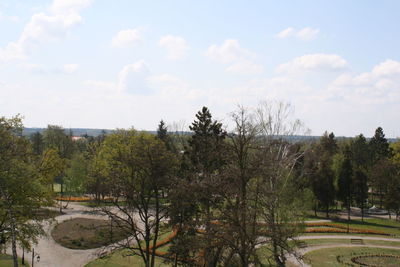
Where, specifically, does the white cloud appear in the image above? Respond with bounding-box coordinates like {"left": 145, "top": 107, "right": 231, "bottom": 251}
{"left": 276, "top": 27, "right": 319, "bottom": 41}
{"left": 226, "top": 60, "right": 264, "bottom": 75}
{"left": 296, "top": 27, "right": 319, "bottom": 41}
{"left": 371, "top": 59, "right": 400, "bottom": 77}
{"left": 278, "top": 54, "right": 348, "bottom": 73}
{"left": 0, "top": 0, "right": 91, "bottom": 62}
{"left": 112, "top": 28, "right": 143, "bottom": 48}
{"left": 324, "top": 59, "right": 400, "bottom": 107}
{"left": 277, "top": 27, "right": 294, "bottom": 39}
{"left": 62, "top": 63, "right": 78, "bottom": 73}
{"left": 206, "top": 39, "right": 254, "bottom": 63}
{"left": 158, "top": 35, "right": 189, "bottom": 60}
{"left": 117, "top": 60, "right": 150, "bottom": 93}
{"left": 206, "top": 39, "right": 262, "bottom": 75}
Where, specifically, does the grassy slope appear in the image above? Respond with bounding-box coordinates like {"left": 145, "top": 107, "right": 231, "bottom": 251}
{"left": 0, "top": 254, "right": 29, "bottom": 267}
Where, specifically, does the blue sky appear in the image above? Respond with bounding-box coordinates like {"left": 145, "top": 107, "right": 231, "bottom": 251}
{"left": 0, "top": 0, "right": 399, "bottom": 137}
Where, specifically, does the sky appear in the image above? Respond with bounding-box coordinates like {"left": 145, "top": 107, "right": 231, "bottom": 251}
{"left": 0, "top": 0, "right": 399, "bottom": 137}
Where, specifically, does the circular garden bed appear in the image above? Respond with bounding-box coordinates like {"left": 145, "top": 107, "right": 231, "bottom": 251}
{"left": 305, "top": 247, "right": 400, "bottom": 267}
{"left": 351, "top": 254, "right": 400, "bottom": 267}
{"left": 51, "top": 218, "right": 131, "bottom": 249}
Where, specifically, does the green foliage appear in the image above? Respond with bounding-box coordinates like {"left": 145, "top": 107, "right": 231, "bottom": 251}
{"left": 64, "top": 153, "right": 88, "bottom": 196}
{"left": 0, "top": 115, "right": 53, "bottom": 266}
{"left": 336, "top": 148, "right": 353, "bottom": 207}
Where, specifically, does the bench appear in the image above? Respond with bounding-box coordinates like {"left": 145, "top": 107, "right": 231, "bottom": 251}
{"left": 350, "top": 238, "right": 364, "bottom": 245}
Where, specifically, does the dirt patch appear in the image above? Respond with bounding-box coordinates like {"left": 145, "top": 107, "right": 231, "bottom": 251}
{"left": 51, "top": 217, "right": 130, "bottom": 249}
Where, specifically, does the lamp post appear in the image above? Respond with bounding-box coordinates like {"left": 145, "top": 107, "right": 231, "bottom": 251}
{"left": 31, "top": 248, "right": 40, "bottom": 267}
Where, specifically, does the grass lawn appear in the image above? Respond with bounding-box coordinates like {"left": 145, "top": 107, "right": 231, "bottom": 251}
{"left": 51, "top": 218, "right": 131, "bottom": 249}
{"left": 256, "top": 245, "right": 298, "bottom": 267}
{"left": 84, "top": 249, "right": 176, "bottom": 267}
{"left": 304, "top": 247, "right": 400, "bottom": 267}
{"left": 53, "top": 183, "right": 61, "bottom": 193}
{"left": 0, "top": 254, "right": 29, "bottom": 267}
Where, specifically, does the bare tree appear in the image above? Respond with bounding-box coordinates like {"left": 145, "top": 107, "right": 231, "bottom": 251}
{"left": 255, "top": 101, "right": 310, "bottom": 266}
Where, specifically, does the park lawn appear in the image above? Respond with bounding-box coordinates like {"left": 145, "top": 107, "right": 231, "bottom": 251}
{"left": 256, "top": 245, "right": 297, "bottom": 267}
{"left": 304, "top": 247, "right": 400, "bottom": 267}
{"left": 51, "top": 218, "right": 131, "bottom": 249}
{"left": 305, "top": 211, "right": 340, "bottom": 221}
{"left": 84, "top": 249, "right": 178, "bottom": 267}
{"left": 0, "top": 254, "right": 29, "bottom": 267}
{"left": 300, "top": 238, "right": 400, "bottom": 247}
{"left": 53, "top": 183, "right": 61, "bottom": 193}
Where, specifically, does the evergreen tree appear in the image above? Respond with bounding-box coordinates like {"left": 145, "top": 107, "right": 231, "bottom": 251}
{"left": 30, "top": 131, "right": 44, "bottom": 156}
{"left": 170, "top": 107, "right": 227, "bottom": 267}
{"left": 156, "top": 120, "right": 173, "bottom": 152}
{"left": 353, "top": 170, "right": 369, "bottom": 221}
{"left": 188, "top": 106, "right": 227, "bottom": 174}
{"left": 337, "top": 147, "right": 353, "bottom": 224}
{"left": 370, "top": 127, "right": 392, "bottom": 163}
{"left": 310, "top": 132, "right": 337, "bottom": 217}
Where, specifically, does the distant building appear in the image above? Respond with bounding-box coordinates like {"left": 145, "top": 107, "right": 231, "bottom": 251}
{"left": 72, "top": 136, "right": 84, "bottom": 141}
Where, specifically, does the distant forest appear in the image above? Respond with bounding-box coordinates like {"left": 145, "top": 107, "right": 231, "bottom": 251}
{"left": 23, "top": 127, "right": 397, "bottom": 142}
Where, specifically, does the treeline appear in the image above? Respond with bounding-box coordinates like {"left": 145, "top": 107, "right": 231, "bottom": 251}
{"left": 1, "top": 102, "right": 400, "bottom": 267}
{"left": 304, "top": 128, "right": 400, "bottom": 220}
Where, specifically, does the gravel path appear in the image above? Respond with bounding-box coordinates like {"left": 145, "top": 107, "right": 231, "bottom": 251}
{"left": 7, "top": 203, "right": 112, "bottom": 267}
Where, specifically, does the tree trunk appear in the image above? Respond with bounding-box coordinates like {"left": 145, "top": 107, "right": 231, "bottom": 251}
{"left": 10, "top": 215, "right": 19, "bottom": 267}
{"left": 361, "top": 201, "right": 364, "bottom": 222}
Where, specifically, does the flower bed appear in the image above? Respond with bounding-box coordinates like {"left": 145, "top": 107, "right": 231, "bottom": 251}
{"left": 305, "top": 222, "right": 389, "bottom": 235}
{"left": 55, "top": 196, "right": 92, "bottom": 202}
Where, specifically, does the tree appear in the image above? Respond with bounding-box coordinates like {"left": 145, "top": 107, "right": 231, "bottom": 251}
{"left": 218, "top": 106, "right": 261, "bottom": 266}
{"left": 255, "top": 101, "right": 310, "bottom": 267}
{"left": 94, "top": 130, "right": 177, "bottom": 267}
{"left": 370, "top": 159, "right": 396, "bottom": 208}
{"left": 369, "top": 127, "right": 392, "bottom": 163}
{"left": 30, "top": 132, "right": 44, "bottom": 156}
{"left": 337, "top": 147, "right": 353, "bottom": 225}
{"left": 310, "top": 132, "right": 337, "bottom": 218}
{"left": 37, "top": 148, "right": 65, "bottom": 193}
{"left": 63, "top": 152, "right": 88, "bottom": 206}
{"left": 353, "top": 170, "right": 368, "bottom": 221}
{"left": 169, "top": 107, "right": 227, "bottom": 267}
{"left": 157, "top": 120, "right": 174, "bottom": 152}
{"left": 350, "top": 134, "right": 370, "bottom": 169}
{"left": 0, "top": 115, "right": 52, "bottom": 267}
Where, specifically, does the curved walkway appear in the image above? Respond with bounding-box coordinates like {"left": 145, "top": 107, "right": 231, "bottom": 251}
{"left": 7, "top": 203, "right": 109, "bottom": 267}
